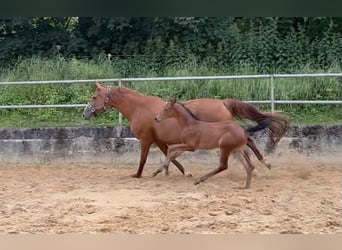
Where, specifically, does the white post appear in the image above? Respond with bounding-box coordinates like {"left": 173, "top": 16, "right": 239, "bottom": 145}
{"left": 270, "top": 75, "right": 275, "bottom": 112}
{"left": 118, "top": 79, "right": 123, "bottom": 126}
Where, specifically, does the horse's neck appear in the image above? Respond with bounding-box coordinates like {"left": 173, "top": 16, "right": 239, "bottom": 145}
{"left": 118, "top": 87, "right": 141, "bottom": 97}
{"left": 110, "top": 88, "right": 144, "bottom": 121}
{"left": 175, "top": 104, "right": 197, "bottom": 128}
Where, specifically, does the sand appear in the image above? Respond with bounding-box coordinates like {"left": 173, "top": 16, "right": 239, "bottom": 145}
{"left": 0, "top": 161, "right": 340, "bottom": 234}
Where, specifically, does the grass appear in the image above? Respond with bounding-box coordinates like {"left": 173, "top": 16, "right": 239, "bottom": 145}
{"left": 0, "top": 56, "right": 341, "bottom": 127}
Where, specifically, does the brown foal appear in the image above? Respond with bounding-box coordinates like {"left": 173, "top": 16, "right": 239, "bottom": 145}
{"left": 154, "top": 98, "right": 268, "bottom": 188}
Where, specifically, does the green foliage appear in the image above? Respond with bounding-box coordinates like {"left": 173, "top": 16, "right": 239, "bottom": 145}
{"left": 0, "top": 57, "right": 341, "bottom": 127}
{"left": 1, "top": 17, "right": 342, "bottom": 127}
{"left": 2, "top": 17, "right": 342, "bottom": 71}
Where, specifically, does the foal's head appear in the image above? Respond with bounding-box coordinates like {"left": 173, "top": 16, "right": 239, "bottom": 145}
{"left": 83, "top": 82, "right": 112, "bottom": 119}
{"left": 155, "top": 98, "right": 177, "bottom": 123}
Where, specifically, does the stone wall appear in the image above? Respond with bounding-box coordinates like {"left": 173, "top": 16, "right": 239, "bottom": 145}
{"left": 0, "top": 125, "right": 341, "bottom": 166}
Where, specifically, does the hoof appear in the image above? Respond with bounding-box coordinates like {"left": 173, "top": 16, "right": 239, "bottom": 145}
{"left": 194, "top": 179, "right": 202, "bottom": 185}
{"left": 186, "top": 173, "right": 193, "bottom": 178}
{"left": 152, "top": 168, "right": 164, "bottom": 177}
{"left": 252, "top": 169, "right": 258, "bottom": 177}
{"left": 233, "top": 186, "right": 250, "bottom": 190}
{"left": 131, "top": 173, "right": 142, "bottom": 178}
{"left": 262, "top": 159, "right": 272, "bottom": 170}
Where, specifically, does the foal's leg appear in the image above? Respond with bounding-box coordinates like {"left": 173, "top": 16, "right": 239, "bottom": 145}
{"left": 164, "top": 144, "right": 194, "bottom": 175}
{"left": 152, "top": 144, "right": 193, "bottom": 177}
{"left": 155, "top": 141, "right": 185, "bottom": 175}
{"left": 239, "top": 149, "right": 256, "bottom": 189}
{"left": 131, "top": 140, "right": 153, "bottom": 178}
{"left": 247, "top": 137, "right": 271, "bottom": 169}
{"left": 194, "top": 149, "right": 229, "bottom": 185}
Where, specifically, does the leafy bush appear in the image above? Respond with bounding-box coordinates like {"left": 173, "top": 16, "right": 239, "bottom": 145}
{"left": 0, "top": 57, "right": 341, "bottom": 127}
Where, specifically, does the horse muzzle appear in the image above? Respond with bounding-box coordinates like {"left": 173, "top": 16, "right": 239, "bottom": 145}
{"left": 83, "top": 111, "right": 93, "bottom": 120}
{"left": 83, "top": 104, "right": 96, "bottom": 120}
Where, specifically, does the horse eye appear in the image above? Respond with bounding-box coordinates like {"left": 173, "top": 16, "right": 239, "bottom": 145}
{"left": 92, "top": 96, "right": 97, "bottom": 100}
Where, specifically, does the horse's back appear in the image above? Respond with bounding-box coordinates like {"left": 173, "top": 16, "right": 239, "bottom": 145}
{"left": 185, "top": 98, "right": 233, "bottom": 122}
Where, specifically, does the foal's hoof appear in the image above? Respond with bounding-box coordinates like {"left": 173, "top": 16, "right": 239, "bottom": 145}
{"left": 194, "top": 178, "right": 203, "bottom": 185}
{"left": 252, "top": 169, "right": 258, "bottom": 177}
{"left": 233, "top": 185, "right": 250, "bottom": 190}
{"left": 262, "top": 160, "right": 272, "bottom": 170}
{"left": 186, "top": 173, "right": 193, "bottom": 178}
{"left": 131, "top": 173, "right": 142, "bottom": 178}
{"left": 152, "top": 171, "right": 159, "bottom": 177}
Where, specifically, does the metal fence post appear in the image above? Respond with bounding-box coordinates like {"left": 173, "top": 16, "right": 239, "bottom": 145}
{"left": 270, "top": 75, "right": 275, "bottom": 112}
{"left": 118, "top": 79, "right": 123, "bottom": 126}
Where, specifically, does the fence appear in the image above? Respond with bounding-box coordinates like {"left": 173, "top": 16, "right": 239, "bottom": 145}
{"left": 1, "top": 73, "right": 342, "bottom": 124}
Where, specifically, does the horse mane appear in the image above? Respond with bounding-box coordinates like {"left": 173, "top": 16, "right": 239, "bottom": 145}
{"left": 177, "top": 101, "right": 200, "bottom": 120}
{"left": 119, "top": 86, "right": 143, "bottom": 96}
{"left": 111, "top": 86, "right": 144, "bottom": 99}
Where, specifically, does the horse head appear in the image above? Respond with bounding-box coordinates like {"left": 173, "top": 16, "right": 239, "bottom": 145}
{"left": 83, "top": 82, "right": 112, "bottom": 119}
{"left": 155, "top": 97, "right": 177, "bottom": 123}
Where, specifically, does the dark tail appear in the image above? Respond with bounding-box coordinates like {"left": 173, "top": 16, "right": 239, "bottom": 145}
{"left": 223, "top": 99, "right": 290, "bottom": 153}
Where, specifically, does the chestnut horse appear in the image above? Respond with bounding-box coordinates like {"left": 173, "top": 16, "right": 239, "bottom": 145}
{"left": 154, "top": 98, "right": 262, "bottom": 189}
{"left": 83, "top": 82, "right": 287, "bottom": 177}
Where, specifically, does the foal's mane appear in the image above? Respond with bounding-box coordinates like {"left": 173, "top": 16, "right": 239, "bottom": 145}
{"left": 176, "top": 101, "right": 200, "bottom": 120}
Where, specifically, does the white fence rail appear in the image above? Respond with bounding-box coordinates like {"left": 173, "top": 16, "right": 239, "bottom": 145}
{"left": 1, "top": 73, "right": 342, "bottom": 113}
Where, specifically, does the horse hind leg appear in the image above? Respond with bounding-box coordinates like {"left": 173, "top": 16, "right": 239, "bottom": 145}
{"left": 237, "top": 150, "right": 258, "bottom": 177}
{"left": 247, "top": 137, "right": 271, "bottom": 170}
{"left": 238, "top": 149, "right": 256, "bottom": 189}
{"left": 194, "top": 149, "right": 229, "bottom": 185}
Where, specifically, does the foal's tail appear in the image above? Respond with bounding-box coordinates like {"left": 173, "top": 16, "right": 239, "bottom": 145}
{"left": 223, "top": 99, "right": 290, "bottom": 153}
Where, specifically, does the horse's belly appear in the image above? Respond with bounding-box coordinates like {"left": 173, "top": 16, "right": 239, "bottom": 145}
{"left": 198, "top": 139, "right": 219, "bottom": 150}
{"left": 155, "top": 126, "right": 182, "bottom": 144}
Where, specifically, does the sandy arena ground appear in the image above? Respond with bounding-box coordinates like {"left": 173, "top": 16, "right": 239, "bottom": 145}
{"left": 0, "top": 160, "right": 341, "bottom": 234}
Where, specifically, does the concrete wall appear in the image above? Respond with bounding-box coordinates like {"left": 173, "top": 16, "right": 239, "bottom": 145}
{"left": 0, "top": 125, "right": 341, "bottom": 166}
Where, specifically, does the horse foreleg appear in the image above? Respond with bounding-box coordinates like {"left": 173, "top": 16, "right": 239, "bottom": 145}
{"left": 152, "top": 156, "right": 172, "bottom": 177}
{"left": 152, "top": 156, "right": 173, "bottom": 177}
{"left": 153, "top": 144, "right": 192, "bottom": 177}
{"left": 194, "top": 149, "right": 229, "bottom": 185}
{"left": 155, "top": 141, "right": 185, "bottom": 175}
{"left": 164, "top": 144, "right": 193, "bottom": 175}
{"left": 131, "top": 140, "right": 152, "bottom": 178}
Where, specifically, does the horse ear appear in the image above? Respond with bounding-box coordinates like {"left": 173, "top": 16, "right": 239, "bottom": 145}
{"left": 95, "top": 82, "right": 103, "bottom": 89}
{"left": 169, "top": 97, "right": 177, "bottom": 104}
